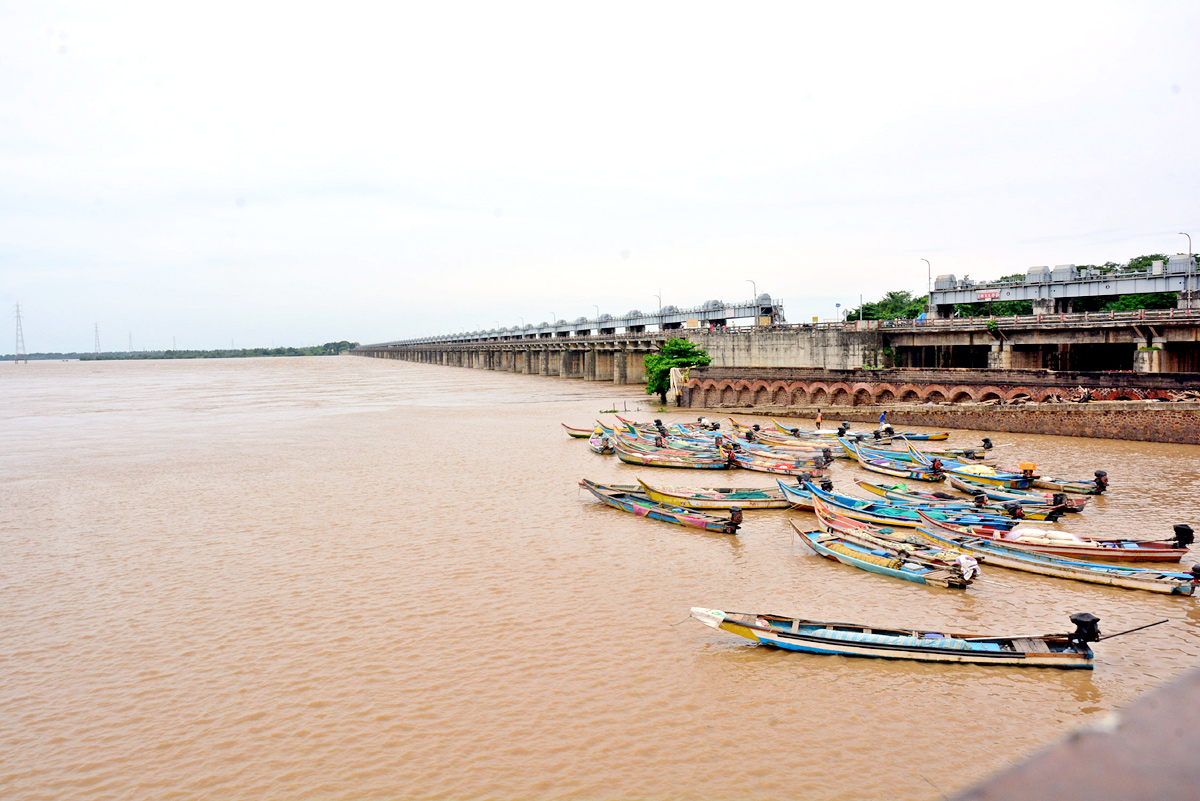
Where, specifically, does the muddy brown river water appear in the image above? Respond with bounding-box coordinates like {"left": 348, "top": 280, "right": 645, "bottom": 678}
{"left": 3, "top": 356, "right": 1200, "bottom": 800}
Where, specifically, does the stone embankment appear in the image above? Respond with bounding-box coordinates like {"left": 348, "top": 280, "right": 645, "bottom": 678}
{"left": 683, "top": 400, "right": 1200, "bottom": 445}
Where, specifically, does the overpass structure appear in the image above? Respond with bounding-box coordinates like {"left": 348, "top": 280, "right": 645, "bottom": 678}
{"left": 353, "top": 298, "right": 1200, "bottom": 383}
{"left": 929, "top": 254, "right": 1199, "bottom": 317}
{"left": 365, "top": 295, "right": 784, "bottom": 347}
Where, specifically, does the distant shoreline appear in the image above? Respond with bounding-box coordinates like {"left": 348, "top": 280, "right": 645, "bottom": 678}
{"left": 3, "top": 341, "right": 358, "bottom": 361}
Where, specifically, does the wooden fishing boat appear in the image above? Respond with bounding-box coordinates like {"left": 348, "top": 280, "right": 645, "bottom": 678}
{"left": 915, "top": 513, "right": 1200, "bottom": 594}
{"left": 791, "top": 521, "right": 976, "bottom": 588}
{"left": 852, "top": 478, "right": 1067, "bottom": 522}
{"left": 612, "top": 435, "right": 729, "bottom": 470}
{"left": 562, "top": 423, "right": 594, "bottom": 438}
{"left": 890, "top": 430, "right": 950, "bottom": 441}
{"left": 948, "top": 475, "right": 1088, "bottom": 512}
{"left": 803, "top": 482, "right": 1015, "bottom": 529}
{"left": 636, "top": 478, "right": 792, "bottom": 509}
{"left": 730, "top": 451, "right": 828, "bottom": 476}
{"left": 905, "top": 446, "right": 1036, "bottom": 489}
{"left": 850, "top": 447, "right": 948, "bottom": 482}
{"left": 800, "top": 499, "right": 980, "bottom": 588}
{"left": 916, "top": 518, "right": 1192, "bottom": 563}
{"left": 1033, "top": 471, "right": 1109, "bottom": 495}
{"left": 776, "top": 478, "right": 818, "bottom": 511}
{"left": 842, "top": 438, "right": 993, "bottom": 464}
{"left": 588, "top": 430, "right": 615, "bottom": 455}
{"left": 578, "top": 479, "right": 741, "bottom": 533}
{"left": 689, "top": 608, "right": 1099, "bottom": 669}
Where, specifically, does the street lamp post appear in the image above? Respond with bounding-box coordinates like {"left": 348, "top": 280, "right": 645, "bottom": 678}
{"left": 746, "top": 279, "right": 757, "bottom": 326}
{"left": 922, "top": 258, "right": 932, "bottom": 317}
{"left": 1181, "top": 233, "right": 1194, "bottom": 309}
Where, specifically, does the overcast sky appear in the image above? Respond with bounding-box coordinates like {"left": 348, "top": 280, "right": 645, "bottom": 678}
{"left": 2, "top": 1, "right": 1199, "bottom": 351}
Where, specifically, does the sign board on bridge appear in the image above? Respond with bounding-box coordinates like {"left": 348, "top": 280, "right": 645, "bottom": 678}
{"left": 977, "top": 291, "right": 1001, "bottom": 300}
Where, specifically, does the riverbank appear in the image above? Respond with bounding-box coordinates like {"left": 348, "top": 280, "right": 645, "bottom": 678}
{"left": 683, "top": 399, "right": 1200, "bottom": 445}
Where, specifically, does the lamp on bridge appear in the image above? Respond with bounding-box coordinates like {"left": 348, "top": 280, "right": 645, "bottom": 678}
{"left": 1181, "top": 233, "right": 1194, "bottom": 309}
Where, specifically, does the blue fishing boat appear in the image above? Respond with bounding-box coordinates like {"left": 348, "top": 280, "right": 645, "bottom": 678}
{"left": 689, "top": 608, "right": 1099, "bottom": 668}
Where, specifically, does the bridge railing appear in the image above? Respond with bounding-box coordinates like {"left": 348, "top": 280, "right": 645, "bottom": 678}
{"left": 359, "top": 307, "right": 1200, "bottom": 349}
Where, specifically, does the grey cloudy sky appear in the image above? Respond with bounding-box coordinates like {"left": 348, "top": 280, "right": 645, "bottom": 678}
{"left": 2, "top": 1, "right": 1198, "bottom": 351}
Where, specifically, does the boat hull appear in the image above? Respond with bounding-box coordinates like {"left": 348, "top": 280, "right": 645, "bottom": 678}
{"left": 690, "top": 609, "right": 1092, "bottom": 668}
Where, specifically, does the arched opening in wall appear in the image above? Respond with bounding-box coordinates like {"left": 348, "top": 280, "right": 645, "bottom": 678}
{"left": 702, "top": 387, "right": 720, "bottom": 406}
{"left": 979, "top": 392, "right": 1002, "bottom": 403}
{"left": 875, "top": 389, "right": 895, "bottom": 404}
{"left": 899, "top": 390, "right": 920, "bottom": 404}
{"left": 771, "top": 387, "right": 788, "bottom": 406}
{"left": 791, "top": 387, "right": 809, "bottom": 405}
{"left": 810, "top": 388, "right": 829, "bottom": 405}
{"left": 1111, "top": 392, "right": 1138, "bottom": 401}
{"left": 924, "top": 390, "right": 947, "bottom": 404}
{"left": 831, "top": 388, "right": 851, "bottom": 406}
{"left": 754, "top": 387, "right": 770, "bottom": 406}
{"left": 950, "top": 391, "right": 974, "bottom": 404}
{"left": 853, "top": 389, "right": 872, "bottom": 406}
{"left": 738, "top": 388, "right": 754, "bottom": 406}
{"left": 721, "top": 386, "right": 738, "bottom": 405}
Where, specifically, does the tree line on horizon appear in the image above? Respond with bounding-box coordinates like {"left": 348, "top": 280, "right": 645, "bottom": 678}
{"left": 843, "top": 254, "right": 1182, "bottom": 320}
{"left": 4, "top": 341, "right": 359, "bottom": 361}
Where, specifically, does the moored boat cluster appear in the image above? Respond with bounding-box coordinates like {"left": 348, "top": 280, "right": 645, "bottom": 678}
{"left": 570, "top": 415, "right": 1192, "bottom": 669}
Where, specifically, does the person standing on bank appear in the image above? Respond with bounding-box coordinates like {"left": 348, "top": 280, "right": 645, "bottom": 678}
{"left": 815, "top": 409, "right": 823, "bottom": 430}
{"left": 879, "top": 411, "right": 886, "bottom": 426}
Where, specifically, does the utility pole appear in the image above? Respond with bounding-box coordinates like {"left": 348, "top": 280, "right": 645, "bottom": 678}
{"left": 14, "top": 303, "right": 27, "bottom": 363}
{"left": 94, "top": 323, "right": 101, "bottom": 354}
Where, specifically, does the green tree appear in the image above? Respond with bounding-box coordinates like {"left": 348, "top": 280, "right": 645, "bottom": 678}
{"left": 845, "top": 291, "right": 929, "bottom": 320}
{"left": 644, "top": 338, "right": 711, "bottom": 403}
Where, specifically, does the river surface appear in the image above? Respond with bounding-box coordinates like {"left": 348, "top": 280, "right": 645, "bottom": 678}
{"left": 3, "top": 356, "right": 1200, "bottom": 800}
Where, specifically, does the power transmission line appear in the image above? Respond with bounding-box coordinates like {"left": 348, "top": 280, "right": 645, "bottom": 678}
{"left": 14, "top": 303, "right": 27, "bottom": 364}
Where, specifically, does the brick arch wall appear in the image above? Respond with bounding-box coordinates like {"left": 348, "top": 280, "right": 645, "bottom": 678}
{"left": 948, "top": 386, "right": 977, "bottom": 403}
{"left": 684, "top": 376, "right": 1188, "bottom": 410}
{"left": 827, "top": 382, "right": 853, "bottom": 405}
{"left": 976, "top": 385, "right": 1006, "bottom": 402}
{"left": 919, "top": 384, "right": 952, "bottom": 403}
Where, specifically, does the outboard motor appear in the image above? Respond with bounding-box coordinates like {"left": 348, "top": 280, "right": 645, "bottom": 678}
{"left": 853, "top": 433, "right": 866, "bottom": 442}
{"left": 962, "top": 449, "right": 977, "bottom": 460}
{"left": 973, "top": 493, "right": 988, "bottom": 508}
{"left": 1094, "top": 470, "right": 1109, "bottom": 494}
{"left": 653, "top": 419, "right": 663, "bottom": 427}
{"left": 1068, "top": 612, "right": 1101, "bottom": 652}
{"left": 789, "top": 427, "right": 801, "bottom": 436}
{"left": 819, "top": 477, "right": 834, "bottom": 493}
{"left": 1052, "top": 492, "right": 1068, "bottom": 508}
{"left": 883, "top": 423, "right": 894, "bottom": 436}
{"left": 836, "top": 424, "right": 849, "bottom": 437}
{"left": 873, "top": 429, "right": 882, "bottom": 440}
{"left": 1192, "top": 565, "right": 1200, "bottom": 582}
{"left": 1002, "top": 501, "right": 1024, "bottom": 519}
{"left": 1174, "top": 524, "right": 1195, "bottom": 548}
{"left": 724, "top": 506, "right": 744, "bottom": 534}
{"left": 752, "top": 424, "right": 761, "bottom": 432}
{"left": 796, "top": 471, "right": 814, "bottom": 486}
{"left": 822, "top": 447, "right": 833, "bottom": 466}
{"left": 931, "top": 459, "right": 944, "bottom": 474}
{"left": 981, "top": 437, "right": 994, "bottom": 450}
{"left": 710, "top": 422, "right": 721, "bottom": 431}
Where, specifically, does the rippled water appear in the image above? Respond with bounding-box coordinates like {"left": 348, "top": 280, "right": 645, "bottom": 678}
{"left": 3, "top": 356, "right": 1199, "bottom": 800}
